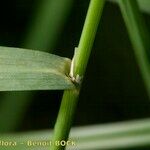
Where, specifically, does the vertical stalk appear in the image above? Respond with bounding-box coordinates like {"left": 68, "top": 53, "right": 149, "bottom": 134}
{"left": 117, "top": 0, "right": 150, "bottom": 98}
{"left": 51, "top": 0, "right": 105, "bottom": 150}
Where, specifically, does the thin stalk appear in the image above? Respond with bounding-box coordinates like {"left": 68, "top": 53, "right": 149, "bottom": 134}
{"left": 51, "top": 0, "right": 105, "bottom": 150}
{"left": 0, "top": 0, "right": 73, "bottom": 132}
{"left": 117, "top": 0, "right": 150, "bottom": 98}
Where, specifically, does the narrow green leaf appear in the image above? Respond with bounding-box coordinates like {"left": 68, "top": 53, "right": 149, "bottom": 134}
{"left": 0, "top": 118, "right": 150, "bottom": 150}
{"left": 108, "top": 0, "right": 150, "bottom": 14}
{"left": 0, "top": 0, "right": 74, "bottom": 132}
{"left": 117, "top": 0, "right": 150, "bottom": 98}
{"left": 0, "top": 46, "right": 74, "bottom": 91}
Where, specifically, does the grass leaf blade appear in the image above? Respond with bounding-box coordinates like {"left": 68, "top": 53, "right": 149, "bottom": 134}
{"left": 0, "top": 46, "right": 74, "bottom": 91}
{"left": 117, "top": 0, "right": 150, "bottom": 98}
{"left": 1, "top": 119, "right": 150, "bottom": 149}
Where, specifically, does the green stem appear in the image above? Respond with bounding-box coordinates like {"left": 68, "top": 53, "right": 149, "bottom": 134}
{"left": 117, "top": 0, "right": 150, "bottom": 98}
{"left": 74, "top": 0, "right": 105, "bottom": 76}
{"left": 51, "top": 0, "right": 105, "bottom": 150}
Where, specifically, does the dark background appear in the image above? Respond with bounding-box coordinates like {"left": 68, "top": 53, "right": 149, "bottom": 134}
{"left": 0, "top": 0, "right": 149, "bottom": 133}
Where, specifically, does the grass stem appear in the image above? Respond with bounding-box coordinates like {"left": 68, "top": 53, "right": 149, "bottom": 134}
{"left": 51, "top": 0, "right": 105, "bottom": 150}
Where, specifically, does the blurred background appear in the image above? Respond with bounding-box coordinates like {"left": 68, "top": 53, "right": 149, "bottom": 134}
{"left": 0, "top": 0, "right": 149, "bottom": 149}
